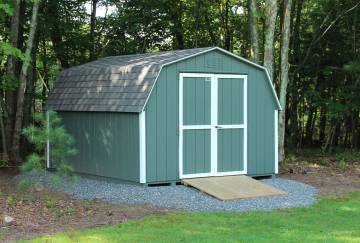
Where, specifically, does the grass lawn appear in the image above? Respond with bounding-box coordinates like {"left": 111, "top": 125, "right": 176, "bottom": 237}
{"left": 24, "top": 192, "right": 360, "bottom": 243}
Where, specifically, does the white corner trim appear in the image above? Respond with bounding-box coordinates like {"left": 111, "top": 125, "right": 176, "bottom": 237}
{"left": 274, "top": 110, "right": 279, "bottom": 174}
{"left": 142, "top": 47, "right": 282, "bottom": 112}
{"left": 243, "top": 75, "right": 248, "bottom": 174}
{"left": 46, "top": 111, "right": 50, "bottom": 169}
{"left": 178, "top": 73, "right": 184, "bottom": 179}
{"left": 139, "top": 111, "right": 147, "bottom": 183}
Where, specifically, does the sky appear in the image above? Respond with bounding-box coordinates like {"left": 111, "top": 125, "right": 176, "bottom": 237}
{"left": 84, "top": 2, "right": 116, "bottom": 17}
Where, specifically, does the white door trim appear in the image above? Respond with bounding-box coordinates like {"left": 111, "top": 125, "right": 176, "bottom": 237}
{"left": 179, "top": 73, "right": 247, "bottom": 179}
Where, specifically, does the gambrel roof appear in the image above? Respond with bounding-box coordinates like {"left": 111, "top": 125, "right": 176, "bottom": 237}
{"left": 46, "top": 47, "right": 281, "bottom": 112}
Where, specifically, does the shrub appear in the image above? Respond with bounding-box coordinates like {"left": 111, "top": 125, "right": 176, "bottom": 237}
{"left": 338, "top": 159, "right": 348, "bottom": 170}
{"left": 17, "top": 179, "right": 33, "bottom": 190}
{"left": 21, "top": 110, "right": 77, "bottom": 176}
{"left": 318, "top": 158, "right": 328, "bottom": 166}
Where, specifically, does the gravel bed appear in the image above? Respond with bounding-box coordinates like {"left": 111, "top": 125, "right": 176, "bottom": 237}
{"left": 18, "top": 172, "right": 318, "bottom": 212}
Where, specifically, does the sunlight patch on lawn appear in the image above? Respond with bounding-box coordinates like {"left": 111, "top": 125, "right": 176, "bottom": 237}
{"left": 340, "top": 206, "right": 358, "bottom": 212}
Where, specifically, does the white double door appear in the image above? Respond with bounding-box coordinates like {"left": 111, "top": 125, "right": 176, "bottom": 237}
{"left": 179, "top": 73, "right": 247, "bottom": 179}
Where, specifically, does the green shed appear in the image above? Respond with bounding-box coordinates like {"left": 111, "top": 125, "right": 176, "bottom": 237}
{"left": 46, "top": 47, "right": 281, "bottom": 184}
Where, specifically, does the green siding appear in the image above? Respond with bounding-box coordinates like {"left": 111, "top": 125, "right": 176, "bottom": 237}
{"left": 183, "top": 130, "right": 211, "bottom": 175}
{"left": 218, "top": 77, "right": 244, "bottom": 125}
{"left": 183, "top": 77, "right": 211, "bottom": 125}
{"left": 57, "top": 112, "right": 140, "bottom": 182}
{"left": 145, "top": 49, "right": 278, "bottom": 183}
{"left": 218, "top": 129, "right": 244, "bottom": 172}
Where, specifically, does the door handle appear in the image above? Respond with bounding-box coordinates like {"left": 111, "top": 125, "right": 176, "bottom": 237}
{"left": 215, "top": 126, "right": 222, "bottom": 129}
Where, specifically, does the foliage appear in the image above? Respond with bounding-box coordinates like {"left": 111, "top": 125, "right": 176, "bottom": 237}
{"left": 0, "top": 42, "right": 28, "bottom": 62}
{"left": 0, "top": 2, "right": 13, "bottom": 16}
{"left": 21, "top": 110, "right": 77, "bottom": 176}
{"left": 281, "top": 153, "right": 297, "bottom": 164}
{"left": 26, "top": 192, "right": 360, "bottom": 243}
{"left": 17, "top": 179, "right": 33, "bottom": 191}
{"left": 0, "top": 159, "right": 9, "bottom": 168}
{"left": 0, "top": 0, "right": 359, "bottom": 164}
{"left": 5, "top": 195, "right": 14, "bottom": 206}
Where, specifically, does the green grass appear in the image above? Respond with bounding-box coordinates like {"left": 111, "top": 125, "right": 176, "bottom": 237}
{"left": 24, "top": 192, "right": 360, "bottom": 243}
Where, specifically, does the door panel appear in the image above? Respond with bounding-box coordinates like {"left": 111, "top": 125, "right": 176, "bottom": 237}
{"left": 217, "top": 129, "right": 244, "bottom": 172}
{"left": 183, "top": 129, "right": 211, "bottom": 175}
{"left": 183, "top": 77, "right": 211, "bottom": 125}
{"left": 218, "top": 78, "right": 244, "bottom": 125}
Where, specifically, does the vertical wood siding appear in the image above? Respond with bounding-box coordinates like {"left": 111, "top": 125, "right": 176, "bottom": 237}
{"left": 58, "top": 112, "right": 140, "bottom": 182}
{"left": 218, "top": 129, "right": 244, "bottom": 172}
{"left": 218, "top": 77, "right": 244, "bottom": 125}
{"left": 145, "top": 50, "right": 278, "bottom": 182}
{"left": 183, "top": 130, "right": 211, "bottom": 174}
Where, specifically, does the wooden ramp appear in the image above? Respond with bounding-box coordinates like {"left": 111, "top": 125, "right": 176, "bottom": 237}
{"left": 182, "top": 175, "right": 287, "bottom": 200}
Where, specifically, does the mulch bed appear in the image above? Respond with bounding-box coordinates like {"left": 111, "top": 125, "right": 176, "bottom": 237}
{"left": 0, "top": 168, "right": 168, "bottom": 242}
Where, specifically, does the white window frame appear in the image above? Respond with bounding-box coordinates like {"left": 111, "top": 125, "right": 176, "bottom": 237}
{"left": 179, "top": 73, "right": 248, "bottom": 179}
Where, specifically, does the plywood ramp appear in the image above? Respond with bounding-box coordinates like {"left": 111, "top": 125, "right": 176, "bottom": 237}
{"left": 182, "top": 175, "right": 287, "bottom": 200}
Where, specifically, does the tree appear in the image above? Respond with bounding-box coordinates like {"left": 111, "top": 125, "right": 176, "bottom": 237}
{"left": 263, "top": 0, "right": 278, "bottom": 81}
{"left": 21, "top": 111, "right": 76, "bottom": 176}
{"left": 11, "top": 0, "right": 40, "bottom": 161}
{"left": 278, "top": 0, "right": 293, "bottom": 161}
{"left": 3, "top": 0, "right": 20, "bottom": 161}
{"left": 89, "top": 0, "right": 98, "bottom": 60}
{"left": 247, "top": 0, "right": 259, "bottom": 63}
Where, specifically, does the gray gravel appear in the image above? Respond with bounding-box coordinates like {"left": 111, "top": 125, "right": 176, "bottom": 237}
{"left": 18, "top": 172, "right": 317, "bottom": 212}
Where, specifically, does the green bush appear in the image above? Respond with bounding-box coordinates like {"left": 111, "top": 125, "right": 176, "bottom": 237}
{"left": 0, "top": 159, "right": 8, "bottom": 168}
{"left": 318, "top": 158, "right": 328, "bottom": 166}
{"left": 21, "top": 110, "right": 77, "bottom": 176}
{"left": 17, "top": 179, "right": 33, "bottom": 190}
{"left": 338, "top": 159, "right": 348, "bottom": 170}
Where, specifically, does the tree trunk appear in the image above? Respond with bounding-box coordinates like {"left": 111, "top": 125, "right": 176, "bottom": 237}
{"left": 224, "top": 0, "right": 231, "bottom": 50}
{"left": 48, "top": 1, "right": 69, "bottom": 69}
{"left": 11, "top": 0, "right": 40, "bottom": 162}
{"left": 304, "top": 106, "right": 315, "bottom": 146}
{"left": 41, "top": 39, "right": 49, "bottom": 109}
{"left": 169, "top": 0, "right": 185, "bottom": 49}
{"left": 4, "top": 0, "right": 20, "bottom": 161}
{"left": 350, "top": 111, "right": 359, "bottom": 148}
{"left": 89, "top": 0, "right": 98, "bottom": 60}
{"left": 23, "top": 34, "right": 39, "bottom": 130}
{"left": 278, "top": 0, "right": 292, "bottom": 161}
{"left": 0, "top": 103, "right": 8, "bottom": 161}
{"left": 263, "top": 0, "right": 278, "bottom": 80}
{"left": 319, "top": 106, "right": 327, "bottom": 144}
{"left": 247, "top": 0, "right": 259, "bottom": 63}
{"left": 205, "top": 14, "right": 217, "bottom": 45}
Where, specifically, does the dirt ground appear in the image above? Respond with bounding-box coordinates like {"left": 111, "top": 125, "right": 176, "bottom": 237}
{"left": 279, "top": 154, "right": 360, "bottom": 196}
{"left": 1, "top": 153, "right": 360, "bottom": 242}
{"left": 0, "top": 169, "right": 168, "bottom": 242}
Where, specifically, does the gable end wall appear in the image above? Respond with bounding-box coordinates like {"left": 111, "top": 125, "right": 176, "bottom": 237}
{"left": 145, "top": 50, "right": 277, "bottom": 183}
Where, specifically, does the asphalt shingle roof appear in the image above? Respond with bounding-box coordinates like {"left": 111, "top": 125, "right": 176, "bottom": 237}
{"left": 46, "top": 47, "right": 213, "bottom": 113}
